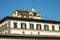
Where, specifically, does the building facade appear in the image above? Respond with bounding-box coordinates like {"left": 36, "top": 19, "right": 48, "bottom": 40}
{"left": 0, "top": 9, "right": 60, "bottom": 39}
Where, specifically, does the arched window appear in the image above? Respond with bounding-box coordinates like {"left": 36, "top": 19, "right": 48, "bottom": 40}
{"left": 44, "top": 25, "right": 49, "bottom": 30}
{"left": 0, "top": 26, "right": 2, "bottom": 32}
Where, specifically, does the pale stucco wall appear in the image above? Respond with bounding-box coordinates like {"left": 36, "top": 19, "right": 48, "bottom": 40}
{"left": 9, "top": 20, "right": 60, "bottom": 36}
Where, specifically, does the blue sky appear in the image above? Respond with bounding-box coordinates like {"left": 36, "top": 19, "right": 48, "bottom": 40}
{"left": 0, "top": 0, "right": 60, "bottom": 21}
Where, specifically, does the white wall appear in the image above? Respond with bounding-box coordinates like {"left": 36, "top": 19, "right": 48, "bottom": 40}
{"left": 10, "top": 29, "right": 60, "bottom": 36}
{"left": 10, "top": 20, "right": 60, "bottom": 31}
{"left": 0, "top": 20, "right": 60, "bottom": 36}
{"left": 0, "top": 21, "right": 8, "bottom": 33}
{"left": 9, "top": 20, "right": 60, "bottom": 36}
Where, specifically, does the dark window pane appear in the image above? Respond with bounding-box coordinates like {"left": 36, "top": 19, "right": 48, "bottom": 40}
{"left": 33, "top": 13, "right": 37, "bottom": 16}
{"left": 52, "top": 25, "right": 55, "bottom": 31}
{"left": 36, "top": 24, "right": 41, "bottom": 30}
{"left": 14, "top": 22, "right": 17, "bottom": 28}
{"left": 59, "top": 26, "right": 60, "bottom": 31}
{"left": 0, "top": 27, "right": 1, "bottom": 32}
{"left": 2, "top": 25, "right": 3, "bottom": 31}
{"left": 21, "top": 23, "right": 26, "bottom": 29}
{"left": 30, "top": 24, "right": 34, "bottom": 29}
{"left": 44, "top": 25, "right": 49, "bottom": 30}
{"left": 5, "top": 23, "right": 7, "bottom": 29}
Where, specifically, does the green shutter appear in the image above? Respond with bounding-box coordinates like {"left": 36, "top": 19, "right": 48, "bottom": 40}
{"left": 59, "top": 26, "right": 60, "bottom": 31}
{"left": 44, "top": 25, "right": 49, "bottom": 30}
{"left": 52, "top": 25, "right": 55, "bottom": 31}
{"left": 14, "top": 22, "right": 17, "bottom": 28}
{"left": 30, "top": 24, "right": 34, "bottom": 29}
{"left": 21, "top": 23, "right": 26, "bottom": 29}
{"left": 36, "top": 24, "right": 41, "bottom": 30}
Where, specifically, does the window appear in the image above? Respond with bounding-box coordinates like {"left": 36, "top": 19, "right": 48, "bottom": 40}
{"left": 30, "top": 24, "right": 34, "bottom": 29}
{"left": 21, "top": 23, "right": 26, "bottom": 29}
{"left": 2, "top": 25, "right": 4, "bottom": 31}
{"left": 36, "top": 24, "right": 41, "bottom": 30}
{"left": 44, "top": 25, "right": 49, "bottom": 30}
{"left": 14, "top": 22, "right": 17, "bottom": 28}
{"left": 33, "top": 13, "right": 37, "bottom": 16}
{"left": 3, "top": 25, "right": 5, "bottom": 30}
{"left": 0, "top": 26, "right": 2, "bottom": 32}
{"left": 5, "top": 23, "right": 7, "bottom": 29}
{"left": 52, "top": 25, "right": 55, "bottom": 31}
{"left": 59, "top": 26, "right": 60, "bottom": 31}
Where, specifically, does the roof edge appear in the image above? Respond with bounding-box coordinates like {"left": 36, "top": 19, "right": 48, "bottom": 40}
{"left": 0, "top": 16, "right": 60, "bottom": 24}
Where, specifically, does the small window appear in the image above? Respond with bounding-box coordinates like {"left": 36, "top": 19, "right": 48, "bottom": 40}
{"left": 59, "top": 26, "right": 60, "bottom": 31}
{"left": 2, "top": 25, "right": 4, "bottom": 31}
{"left": 21, "top": 23, "right": 26, "bottom": 29}
{"left": 4, "top": 24, "right": 6, "bottom": 30}
{"left": 14, "top": 22, "right": 17, "bottom": 28}
{"left": 0, "top": 27, "right": 2, "bottom": 32}
{"left": 52, "top": 25, "right": 55, "bottom": 31}
{"left": 30, "top": 24, "right": 34, "bottom": 29}
{"left": 33, "top": 13, "right": 37, "bottom": 16}
{"left": 5, "top": 23, "right": 7, "bottom": 29}
{"left": 36, "top": 24, "right": 41, "bottom": 30}
{"left": 44, "top": 25, "right": 49, "bottom": 30}
{"left": 2, "top": 25, "right": 6, "bottom": 31}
